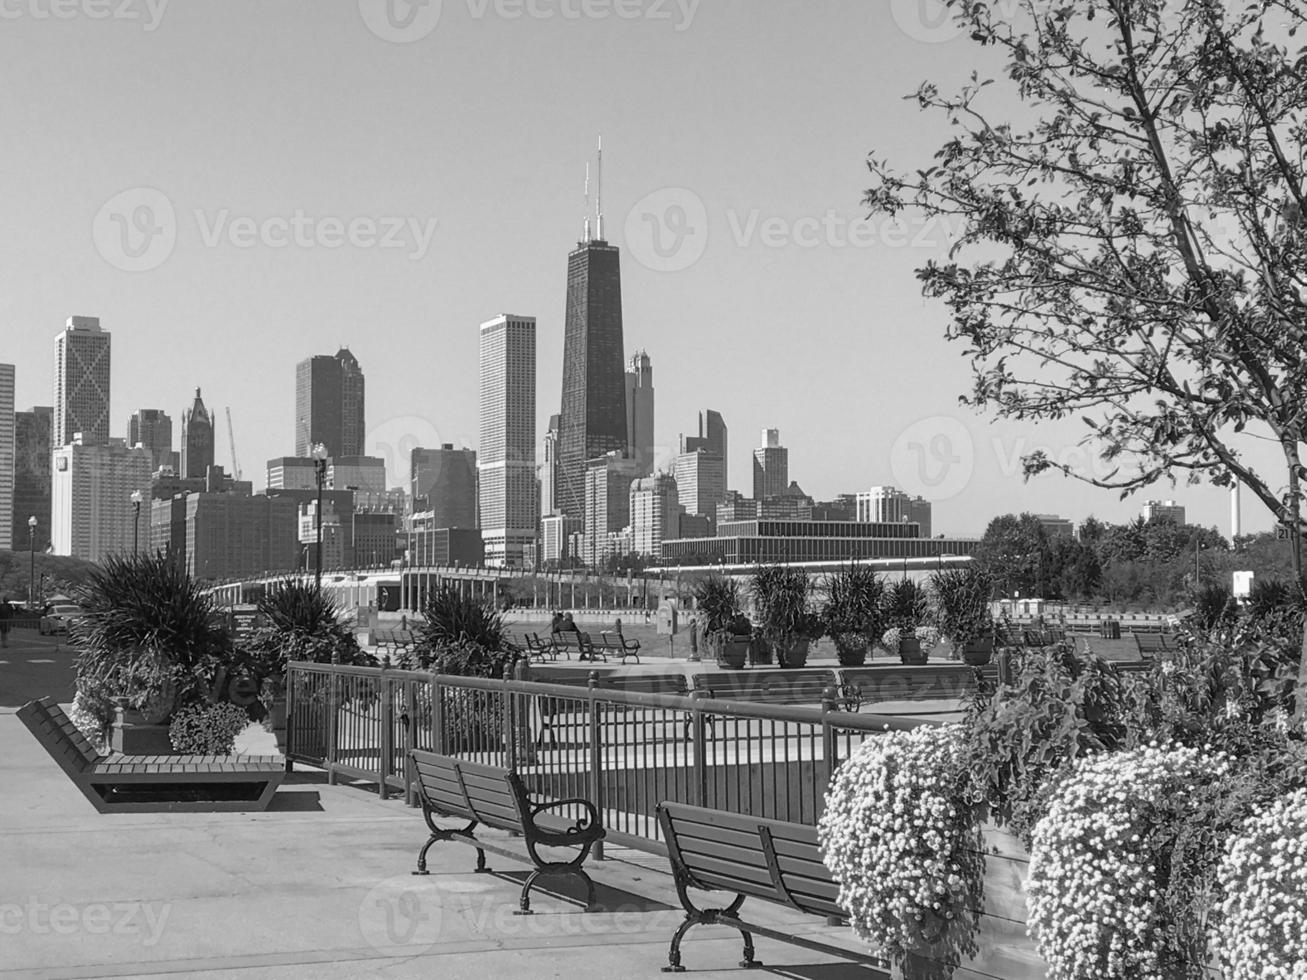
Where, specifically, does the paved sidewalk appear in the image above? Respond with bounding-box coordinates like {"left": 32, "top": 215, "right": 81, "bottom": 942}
{"left": 0, "top": 712, "right": 877, "bottom": 980}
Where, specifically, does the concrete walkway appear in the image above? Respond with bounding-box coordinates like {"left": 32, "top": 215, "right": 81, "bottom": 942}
{"left": 0, "top": 707, "right": 879, "bottom": 980}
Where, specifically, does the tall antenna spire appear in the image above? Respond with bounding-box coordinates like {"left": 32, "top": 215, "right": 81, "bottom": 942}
{"left": 583, "top": 161, "right": 591, "bottom": 242}
{"left": 595, "top": 134, "right": 604, "bottom": 241}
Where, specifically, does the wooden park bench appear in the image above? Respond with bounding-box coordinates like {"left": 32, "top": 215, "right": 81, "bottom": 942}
{"left": 409, "top": 750, "right": 605, "bottom": 914}
{"left": 836, "top": 664, "right": 989, "bottom": 712}
{"left": 551, "top": 632, "right": 579, "bottom": 660}
{"left": 1134, "top": 633, "right": 1173, "bottom": 656}
{"left": 524, "top": 633, "right": 559, "bottom": 662}
{"left": 16, "top": 697, "right": 285, "bottom": 814}
{"left": 576, "top": 632, "right": 607, "bottom": 663}
{"left": 598, "top": 630, "right": 641, "bottom": 664}
{"left": 690, "top": 669, "right": 839, "bottom": 707}
{"left": 656, "top": 802, "right": 887, "bottom": 975}
{"left": 374, "top": 628, "right": 417, "bottom": 658}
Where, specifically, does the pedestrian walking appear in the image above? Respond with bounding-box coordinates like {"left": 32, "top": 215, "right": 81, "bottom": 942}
{"left": 0, "top": 596, "right": 13, "bottom": 649}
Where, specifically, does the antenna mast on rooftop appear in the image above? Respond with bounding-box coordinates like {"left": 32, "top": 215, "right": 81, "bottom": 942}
{"left": 595, "top": 134, "right": 604, "bottom": 240}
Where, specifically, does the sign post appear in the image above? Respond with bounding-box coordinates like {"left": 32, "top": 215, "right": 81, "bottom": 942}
{"left": 657, "top": 599, "right": 679, "bottom": 660}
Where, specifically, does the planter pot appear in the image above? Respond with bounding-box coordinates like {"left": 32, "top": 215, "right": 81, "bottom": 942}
{"left": 774, "top": 638, "right": 811, "bottom": 669}
{"left": 962, "top": 637, "right": 994, "bottom": 666}
{"left": 899, "top": 637, "right": 927, "bottom": 666}
{"left": 834, "top": 636, "right": 869, "bottom": 667}
{"left": 111, "top": 708, "right": 176, "bottom": 755}
{"left": 714, "top": 634, "right": 750, "bottom": 670}
{"left": 748, "top": 636, "right": 773, "bottom": 666}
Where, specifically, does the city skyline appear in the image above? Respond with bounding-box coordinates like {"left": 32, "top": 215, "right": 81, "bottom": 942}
{"left": 0, "top": 4, "right": 1278, "bottom": 538}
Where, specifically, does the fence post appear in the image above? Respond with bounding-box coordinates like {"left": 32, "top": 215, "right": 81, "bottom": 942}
{"left": 503, "top": 663, "right": 517, "bottom": 771}
{"left": 283, "top": 666, "right": 295, "bottom": 773}
{"left": 326, "top": 666, "right": 340, "bottom": 785}
{"left": 514, "top": 659, "right": 534, "bottom": 766}
{"left": 431, "top": 672, "right": 446, "bottom": 756}
{"left": 402, "top": 682, "right": 417, "bottom": 807}
{"left": 378, "top": 668, "right": 393, "bottom": 800}
{"left": 691, "top": 694, "right": 709, "bottom": 808}
{"left": 587, "top": 675, "right": 605, "bottom": 861}
{"left": 820, "top": 686, "right": 839, "bottom": 800}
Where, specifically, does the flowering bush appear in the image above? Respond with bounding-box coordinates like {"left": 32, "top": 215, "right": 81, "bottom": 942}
{"left": 1213, "top": 788, "right": 1307, "bottom": 980}
{"left": 1028, "top": 744, "right": 1233, "bottom": 980}
{"left": 880, "top": 627, "right": 902, "bottom": 656}
{"left": 819, "top": 724, "right": 983, "bottom": 971}
{"left": 168, "top": 702, "right": 251, "bottom": 755}
{"left": 917, "top": 625, "right": 942, "bottom": 650}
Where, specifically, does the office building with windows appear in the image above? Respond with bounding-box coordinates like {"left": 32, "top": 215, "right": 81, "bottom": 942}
{"left": 181, "top": 389, "right": 215, "bottom": 479}
{"left": 582, "top": 452, "right": 639, "bottom": 567}
{"left": 54, "top": 316, "right": 111, "bottom": 448}
{"left": 660, "top": 520, "right": 976, "bottom": 566}
{"left": 295, "top": 348, "right": 365, "bottom": 458}
{"left": 51, "top": 436, "right": 152, "bottom": 562}
{"left": 478, "top": 314, "right": 537, "bottom": 568}
{"left": 752, "top": 428, "right": 789, "bottom": 501}
{"left": 412, "top": 444, "right": 477, "bottom": 528}
{"left": 129, "top": 409, "right": 177, "bottom": 473}
{"left": 856, "top": 486, "right": 933, "bottom": 538}
{"left": 625, "top": 351, "right": 655, "bottom": 477}
{"left": 0, "top": 364, "right": 12, "bottom": 550}
{"left": 12, "top": 406, "right": 52, "bottom": 551}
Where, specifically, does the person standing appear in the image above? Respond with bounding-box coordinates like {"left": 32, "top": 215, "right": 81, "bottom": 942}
{"left": 0, "top": 596, "right": 13, "bottom": 649}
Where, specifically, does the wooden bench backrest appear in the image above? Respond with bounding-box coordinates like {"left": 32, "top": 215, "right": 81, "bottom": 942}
{"left": 838, "top": 664, "right": 977, "bottom": 703}
{"left": 658, "top": 802, "right": 843, "bottom": 920}
{"left": 600, "top": 674, "right": 689, "bottom": 697}
{"left": 16, "top": 697, "right": 105, "bottom": 778}
{"left": 1134, "top": 633, "right": 1170, "bottom": 654}
{"left": 410, "top": 749, "right": 527, "bottom": 831}
{"left": 692, "top": 669, "right": 837, "bottom": 705}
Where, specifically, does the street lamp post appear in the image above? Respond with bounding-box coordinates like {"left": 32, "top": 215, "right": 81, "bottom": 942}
{"left": 130, "top": 490, "right": 143, "bottom": 555}
{"left": 27, "top": 516, "right": 37, "bottom": 608}
{"left": 311, "top": 443, "right": 329, "bottom": 590}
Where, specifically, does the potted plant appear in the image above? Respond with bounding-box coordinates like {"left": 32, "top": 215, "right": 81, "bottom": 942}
{"left": 694, "top": 575, "right": 751, "bottom": 669}
{"left": 751, "top": 564, "right": 821, "bottom": 669}
{"left": 883, "top": 579, "right": 929, "bottom": 665}
{"left": 243, "top": 577, "right": 372, "bottom": 750}
{"left": 930, "top": 567, "right": 997, "bottom": 665}
{"left": 70, "top": 552, "right": 235, "bottom": 754}
{"left": 820, "top": 565, "right": 887, "bottom": 666}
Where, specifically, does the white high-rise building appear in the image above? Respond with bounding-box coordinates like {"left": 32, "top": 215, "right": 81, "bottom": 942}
{"left": 631, "top": 474, "right": 682, "bottom": 557}
{"left": 51, "top": 437, "right": 152, "bottom": 562}
{"left": 54, "top": 316, "right": 112, "bottom": 448}
{"left": 539, "top": 414, "right": 560, "bottom": 518}
{"left": 752, "top": 428, "right": 789, "bottom": 501}
{"left": 674, "top": 449, "right": 725, "bottom": 518}
{"left": 0, "top": 364, "right": 14, "bottom": 550}
{"left": 625, "top": 351, "right": 655, "bottom": 477}
{"left": 856, "top": 486, "right": 932, "bottom": 537}
{"left": 1141, "top": 499, "right": 1186, "bottom": 525}
{"left": 478, "top": 314, "right": 537, "bottom": 568}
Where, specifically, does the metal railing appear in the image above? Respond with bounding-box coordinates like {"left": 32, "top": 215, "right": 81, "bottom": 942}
{"left": 285, "top": 662, "right": 932, "bottom": 854}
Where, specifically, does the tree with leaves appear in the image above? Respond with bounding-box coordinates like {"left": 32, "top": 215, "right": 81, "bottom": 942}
{"left": 872, "top": 0, "right": 1307, "bottom": 568}
{"left": 869, "top": 0, "right": 1307, "bottom": 705}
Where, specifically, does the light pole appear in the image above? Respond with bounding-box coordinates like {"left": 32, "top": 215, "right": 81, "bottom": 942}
{"left": 311, "top": 443, "right": 329, "bottom": 590}
{"left": 1194, "top": 537, "right": 1204, "bottom": 589}
{"left": 130, "top": 490, "right": 143, "bottom": 555}
{"left": 27, "top": 516, "right": 37, "bottom": 608}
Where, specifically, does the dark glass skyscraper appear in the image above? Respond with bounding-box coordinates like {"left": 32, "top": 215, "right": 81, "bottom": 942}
{"left": 295, "top": 349, "right": 365, "bottom": 458}
{"left": 558, "top": 240, "right": 628, "bottom": 518}
{"left": 181, "top": 391, "right": 214, "bottom": 479}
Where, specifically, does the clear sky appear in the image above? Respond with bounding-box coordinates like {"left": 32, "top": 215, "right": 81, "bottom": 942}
{"left": 0, "top": 0, "right": 1276, "bottom": 538}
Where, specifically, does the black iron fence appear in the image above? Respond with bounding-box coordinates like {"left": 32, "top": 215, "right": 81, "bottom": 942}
{"left": 285, "top": 662, "right": 932, "bottom": 854}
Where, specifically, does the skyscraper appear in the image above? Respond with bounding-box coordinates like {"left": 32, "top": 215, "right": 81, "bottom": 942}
{"left": 583, "top": 452, "right": 640, "bottom": 567}
{"left": 129, "top": 409, "right": 177, "bottom": 472}
{"left": 539, "top": 414, "right": 560, "bottom": 518}
{"left": 12, "top": 407, "right": 52, "bottom": 551}
{"left": 752, "top": 428, "right": 789, "bottom": 501}
{"left": 412, "top": 444, "right": 477, "bottom": 529}
{"left": 855, "top": 487, "right": 932, "bottom": 537}
{"left": 295, "top": 349, "right": 366, "bottom": 458}
{"left": 674, "top": 449, "right": 725, "bottom": 519}
{"left": 51, "top": 436, "right": 152, "bottom": 562}
{"left": 54, "top": 316, "right": 111, "bottom": 448}
{"left": 625, "top": 350, "right": 654, "bottom": 477}
{"left": 558, "top": 145, "right": 628, "bottom": 518}
{"left": 630, "top": 473, "right": 682, "bottom": 558}
{"left": 479, "top": 315, "right": 537, "bottom": 568}
{"left": 0, "top": 364, "right": 13, "bottom": 550}
{"left": 700, "top": 409, "right": 727, "bottom": 488}
{"left": 181, "top": 390, "right": 215, "bottom": 478}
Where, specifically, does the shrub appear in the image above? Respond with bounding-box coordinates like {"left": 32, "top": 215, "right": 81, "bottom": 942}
{"left": 1214, "top": 788, "right": 1307, "bottom": 980}
{"left": 963, "top": 647, "right": 1129, "bottom": 845}
{"left": 693, "top": 575, "right": 741, "bottom": 633}
{"left": 819, "top": 724, "right": 983, "bottom": 973}
{"left": 417, "top": 587, "right": 506, "bottom": 655}
{"left": 1191, "top": 583, "right": 1236, "bottom": 631}
{"left": 880, "top": 626, "right": 902, "bottom": 656}
{"left": 1028, "top": 745, "right": 1233, "bottom": 980}
{"left": 929, "top": 567, "right": 994, "bottom": 647}
{"left": 750, "top": 564, "right": 820, "bottom": 648}
{"left": 167, "top": 702, "right": 251, "bottom": 755}
{"left": 71, "top": 552, "right": 234, "bottom": 735}
{"left": 820, "top": 565, "right": 886, "bottom": 651}
{"left": 244, "top": 578, "right": 367, "bottom": 686}
{"left": 883, "top": 578, "right": 929, "bottom": 632}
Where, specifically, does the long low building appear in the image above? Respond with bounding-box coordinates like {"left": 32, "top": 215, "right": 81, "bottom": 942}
{"left": 659, "top": 519, "right": 978, "bottom": 566}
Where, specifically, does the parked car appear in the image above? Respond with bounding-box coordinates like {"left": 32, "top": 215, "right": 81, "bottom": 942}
{"left": 39, "top": 604, "right": 84, "bottom": 635}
